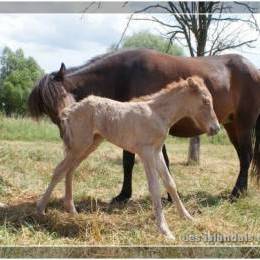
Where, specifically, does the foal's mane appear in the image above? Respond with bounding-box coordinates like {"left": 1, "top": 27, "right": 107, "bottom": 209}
{"left": 131, "top": 76, "right": 202, "bottom": 102}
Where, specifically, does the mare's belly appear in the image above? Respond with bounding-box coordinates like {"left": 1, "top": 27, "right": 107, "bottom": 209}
{"left": 169, "top": 118, "right": 204, "bottom": 137}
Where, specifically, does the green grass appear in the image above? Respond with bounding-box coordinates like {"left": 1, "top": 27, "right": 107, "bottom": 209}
{"left": 0, "top": 115, "right": 59, "bottom": 142}
{"left": 0, "top": 115, "right": 229, "bottom": 144}
{"left": 0, "top": 116, "right": 259, "bottom": 257}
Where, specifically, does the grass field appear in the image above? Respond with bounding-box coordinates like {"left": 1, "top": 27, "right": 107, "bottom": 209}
{"left": 0, "top": 116, "right": 260, "bottom": 257}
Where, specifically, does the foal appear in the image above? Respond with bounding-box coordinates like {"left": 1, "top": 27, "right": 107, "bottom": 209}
{"left": 37, "top": 76, "right": 220, "bottom": 239}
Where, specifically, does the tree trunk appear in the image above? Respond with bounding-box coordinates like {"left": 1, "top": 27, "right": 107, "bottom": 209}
{"left": 187, "top": 136, "right": 200, "bottom": 164}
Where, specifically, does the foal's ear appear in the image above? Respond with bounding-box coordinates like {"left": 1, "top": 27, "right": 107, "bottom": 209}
{"left": 187, "top": 77, "right": 197, "bottom": 88}
{"left": 54, "top": 62, "right": 66, "bottom": 81}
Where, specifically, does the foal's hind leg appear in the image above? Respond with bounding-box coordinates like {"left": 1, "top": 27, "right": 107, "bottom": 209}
{"left": 156, "top": 151, "right": 193, "bottom": 221}
{"left": 113, "top": 144, "right": 171, "bottom": 204}
{"left": 64, "top": 137, "right": 102, "bottom": 214}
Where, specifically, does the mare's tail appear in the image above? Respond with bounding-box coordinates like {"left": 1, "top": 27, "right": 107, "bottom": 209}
{"left": 252, "top": 115, "right": 260, "bottom": 183}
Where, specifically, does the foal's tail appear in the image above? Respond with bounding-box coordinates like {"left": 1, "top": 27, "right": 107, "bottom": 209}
{"left": 252, "top": 115, "right": 260, "bottom": 183}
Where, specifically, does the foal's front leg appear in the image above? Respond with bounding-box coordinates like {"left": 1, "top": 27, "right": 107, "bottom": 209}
{"left": 64, "top": 170, "right": 78, "bottom": 214}
{"left": 141, "top": 154, "right": 174, "bottom": 239}
{"left": 64, "top": 138, "right": 102, "bottom": 214}
{"left": 37, "top": 153, "right": 81, "bottom": 215}
{"left": 156, "top": 151, "right": 193, "bottom": 221}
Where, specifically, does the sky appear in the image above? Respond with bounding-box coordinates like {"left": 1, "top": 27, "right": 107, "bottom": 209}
{"left": 0, "top": 13, "right": 260, "bottom": 72}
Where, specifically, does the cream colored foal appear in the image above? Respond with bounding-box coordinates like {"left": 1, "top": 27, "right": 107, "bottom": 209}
{"left": 37, "top": 76, "right": 220, "bottom": 239}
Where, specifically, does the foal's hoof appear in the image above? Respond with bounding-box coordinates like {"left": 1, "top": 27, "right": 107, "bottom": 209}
{"left": 64, "top": 201, "right": 78, "bottom": 214}
{"left": 65, "top": 206, "right": 78, "bottom": 215}
{"left": 111, "top": 193, "right": 131, "bottom": 204}
{"left": 165, "top": 233, "right": 175, "bottom": 240}
{"left": 185, "top": 213, "right": 195, "bottom": 222}
{"left": 181, "top": 210, "right": 194, "bottom": 222}
{"left": 161, "top": 229, "right": 175, "bottom": 240}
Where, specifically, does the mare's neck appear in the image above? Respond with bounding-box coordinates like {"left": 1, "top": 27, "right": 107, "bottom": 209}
{"left": 149, "top": 87, "right": 190, "bottom": 128}
{"left": 63, "top": 66, "right": 95, "bottom": 95}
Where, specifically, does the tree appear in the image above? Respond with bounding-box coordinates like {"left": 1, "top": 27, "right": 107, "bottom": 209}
{"left": 0, "top": 47, "right": 44, "bottom": 115}
{"left": 110, "top": 31, "right": 183, "bottom": 56}
{"left": 119, "top": 1, "right": 259, "bottom": 163}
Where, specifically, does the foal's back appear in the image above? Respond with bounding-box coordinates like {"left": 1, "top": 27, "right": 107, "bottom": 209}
{"left": 61, "top": 95, "right": 166, "bottom": 153}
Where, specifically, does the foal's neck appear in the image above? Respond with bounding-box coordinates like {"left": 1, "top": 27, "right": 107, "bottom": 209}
{"left": 149, "top": 86, "right": 189, "bottom": 127}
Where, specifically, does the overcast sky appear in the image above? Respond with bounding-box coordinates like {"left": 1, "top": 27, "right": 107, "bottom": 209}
{"left": 1, "top": 13, "right": 260, "bottom": 72}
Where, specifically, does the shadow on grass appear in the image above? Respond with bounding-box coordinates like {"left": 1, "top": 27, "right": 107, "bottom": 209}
{"left": 0, "top": 189, "right": 231, "bottom": 239}
{"left": 181, "top": 190, "right": 230, "bottom": 207}
{"left": 0, "top": 196, "right": 152, "bottom": 239}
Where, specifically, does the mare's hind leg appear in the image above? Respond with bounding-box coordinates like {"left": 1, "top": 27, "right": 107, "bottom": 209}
{"left": 156, "top": 150, "right": 193, "bottom": 220}
{"left": 64, "top": 136, "right": 102, "bottom": 213}
{"left": 224, "top": 121, "right": 253, "bottom": 199}
{"left": 140, "top": 150, "right": 174, "bottom": 239}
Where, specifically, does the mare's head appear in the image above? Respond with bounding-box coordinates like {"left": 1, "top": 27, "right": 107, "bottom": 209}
{"left": 28, "top": 63, "right": 75, "bottom": 126}
{"left": 185, "top": 76, "right": 220, "bottom": 136}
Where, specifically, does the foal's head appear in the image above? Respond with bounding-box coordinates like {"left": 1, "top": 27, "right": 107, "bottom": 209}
{"left": 28, "top": 63, "right": 75, "bottom": 126}
{"left": 185, "top": 77, "right": 220, "bottom": 136}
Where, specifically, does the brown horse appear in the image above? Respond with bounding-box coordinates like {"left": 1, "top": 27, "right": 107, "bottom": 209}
{"left": 28, "top": 48, "right": 260, "bottom": 202}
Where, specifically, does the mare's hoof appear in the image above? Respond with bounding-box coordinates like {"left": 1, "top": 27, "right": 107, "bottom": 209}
{"left": 36, "top": 201, "right": 46, "bottom": 216}
{"left": 161, "top": 194, "right": 173, "bottom": 205}
{"left": 36, "top": 208, "right": 46, "bottom": 217}
{"left": 229, "top": 194, "right": 238, "bottom": 203}
{"left": 111, "top": 193, "right": 131, "bottom": 204}
{"left": 229, "top": 187, "right": 246, "bottom": 202}
{"left": 167, "top": 193, "right": 173, "bottom": 202}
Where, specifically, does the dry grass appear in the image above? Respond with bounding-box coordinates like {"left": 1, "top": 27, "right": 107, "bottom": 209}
{"left": 0, "top": 118, "right": 260, "bottom": 257}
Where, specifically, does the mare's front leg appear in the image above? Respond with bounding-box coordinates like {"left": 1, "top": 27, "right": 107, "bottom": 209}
{"left": 111, "top": 150, "right": 135, "bottom": 203}
{"left": 162, "top": 145, "right": 172, "bottom": 202}
{"left": 224, "top": 121, "right": 253, "bottom": 200}
{"left": 112, "top": 145, "right": 171, "bottom": 204}
{"left": 140, "top": 150, "right": 174, "bottom": 239}
{"left": 156, "top": 150, "right": 193, "bottom": 221}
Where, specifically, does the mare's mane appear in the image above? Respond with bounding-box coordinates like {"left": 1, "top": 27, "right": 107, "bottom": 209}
{"left": 28, "top": 50, "right": 122, "bottom": 120}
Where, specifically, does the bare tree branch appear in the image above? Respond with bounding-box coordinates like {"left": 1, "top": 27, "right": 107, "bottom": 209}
{"left": 116, "top": 1, "right": 259, "bottom": 58}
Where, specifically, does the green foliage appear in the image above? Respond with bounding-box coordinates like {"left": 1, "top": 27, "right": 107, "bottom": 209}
{"left": 110, "top": 31, "right": 183, "bottom": 56}
{"left": 0, "top": 47, "right": 44, "bottom": 115}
